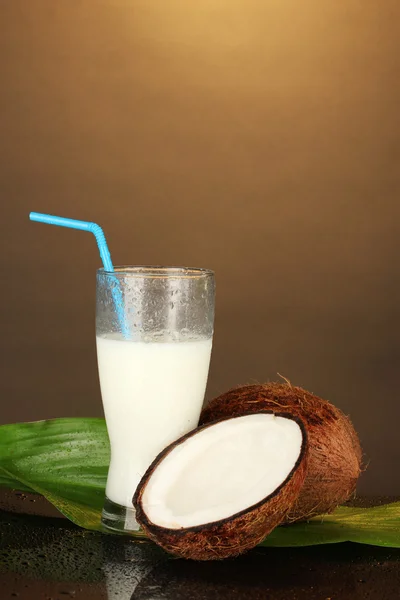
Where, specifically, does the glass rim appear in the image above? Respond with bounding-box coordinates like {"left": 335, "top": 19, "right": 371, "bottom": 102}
{"left": 97, "top": 265, "right": 214, "bottom": 279}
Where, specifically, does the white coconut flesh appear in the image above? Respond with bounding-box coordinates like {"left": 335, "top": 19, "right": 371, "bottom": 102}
{"left": 141, "top": 413, "right": 303, "bottom": 529}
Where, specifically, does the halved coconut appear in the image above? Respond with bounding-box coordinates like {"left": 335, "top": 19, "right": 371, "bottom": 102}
{"left": 133, "top": 412, "right": 307, "bottom": 560}
{"left": 200, "top": 383, "right": 363, "bottom": 523}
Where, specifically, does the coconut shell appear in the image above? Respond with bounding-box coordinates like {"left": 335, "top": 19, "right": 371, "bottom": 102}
{"left": 200, "top": 383, "right": 362, "bottom": 523}
{"left": 134, "top": 413, "right": 308, "bottom": 560}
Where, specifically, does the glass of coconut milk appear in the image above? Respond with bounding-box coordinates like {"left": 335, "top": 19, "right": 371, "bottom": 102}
{"left": 96, "top": 266, "right": 215, "bottom": 534}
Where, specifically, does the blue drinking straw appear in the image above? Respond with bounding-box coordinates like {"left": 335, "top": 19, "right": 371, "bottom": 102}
{"left": 29, "top": 212, "right": 130, "bottom": 338}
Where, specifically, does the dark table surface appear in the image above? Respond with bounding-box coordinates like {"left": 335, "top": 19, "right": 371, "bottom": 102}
{"left": 0, "top": 489, "right": 399, "bottom": 600}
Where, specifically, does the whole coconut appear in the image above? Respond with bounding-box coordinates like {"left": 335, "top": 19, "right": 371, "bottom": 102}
{"left": 200, "top": 383, "right": 362, "bottom": 523}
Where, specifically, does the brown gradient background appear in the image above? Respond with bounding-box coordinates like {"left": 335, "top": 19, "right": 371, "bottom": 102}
{"left": 1, "top": 1, "right": 399, "bottom": 495}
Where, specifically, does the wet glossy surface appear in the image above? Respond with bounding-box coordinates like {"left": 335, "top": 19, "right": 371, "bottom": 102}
{"left": 0, "top": 490, "right": 399, "bottom": 599}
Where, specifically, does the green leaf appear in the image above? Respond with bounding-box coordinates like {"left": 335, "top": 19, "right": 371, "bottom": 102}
{"left": 260, "top": 503, "right": 400, "bottom": 548}
{"left": 0, "top": 471, "right": 32, "bottom": 493}
{"left": 0, "top": 418, "right": 399, "bottom": 548}
{"left": 0, "top": 418, "right": 110, "bottom": 531}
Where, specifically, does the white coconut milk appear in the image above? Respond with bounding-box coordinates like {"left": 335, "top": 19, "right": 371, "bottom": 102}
{"left": 96, "top": 334, "right": 213, "bottom": 507}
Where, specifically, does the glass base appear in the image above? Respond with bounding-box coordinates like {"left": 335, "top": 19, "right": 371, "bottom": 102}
{"left": 101, "top": 496, "right": 141, "bottom": 535}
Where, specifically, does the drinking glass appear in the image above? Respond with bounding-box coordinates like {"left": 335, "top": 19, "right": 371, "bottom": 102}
{"left": 96, "top": 266, "right": 215, "bottom": 533}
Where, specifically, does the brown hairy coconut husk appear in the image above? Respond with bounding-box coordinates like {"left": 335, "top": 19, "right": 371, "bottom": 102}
{"left": 134, "top": 412, "right": 308, "bottom": 560}
{"left": 200, "top": 383, "right": 362, "bottom": 523}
